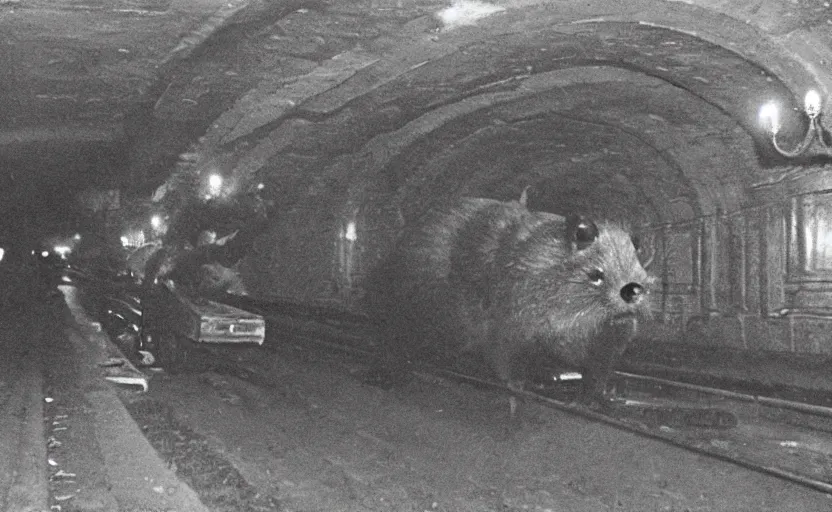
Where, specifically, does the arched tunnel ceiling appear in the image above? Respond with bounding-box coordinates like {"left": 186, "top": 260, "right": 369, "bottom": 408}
{"left": 374, "top": 68, "right": 753, "bottom": 223}
{"left": 181, "top": 19, "right": 799, "bottom": 224}
{"left": 1, "top": 0, "right": 831, "bottom": 228}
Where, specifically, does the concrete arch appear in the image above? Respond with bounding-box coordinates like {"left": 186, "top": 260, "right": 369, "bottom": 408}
{"left": 213, "top": 54, "right": 764, "bottom": 223}
{"left": 140, "top": 0, "right": 832, "bottom": 302}
{"left": 125, "top": 0, "right": 831, "bottom": 196}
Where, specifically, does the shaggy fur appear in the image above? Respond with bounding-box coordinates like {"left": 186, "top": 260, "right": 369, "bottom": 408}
{"left": 369, "top": 197, "right": 654, "bottom": 404}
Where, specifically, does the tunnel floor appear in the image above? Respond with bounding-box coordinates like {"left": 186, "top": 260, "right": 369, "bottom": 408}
{"left": 113, "top": 335, "right": 832, "bottom": 512}
{"left": 28, "top": 279, "right": 832, "bottom": 511}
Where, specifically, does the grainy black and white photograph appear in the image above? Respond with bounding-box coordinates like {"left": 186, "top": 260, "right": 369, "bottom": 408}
{"left": 1, "top": 1, "right": 832, "bottom": 510}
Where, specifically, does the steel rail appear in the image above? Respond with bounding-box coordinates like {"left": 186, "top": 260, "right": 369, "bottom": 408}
{"left": 88, "top": 283, "right": 832, "bottom": 492}
{"left": 241, "top": 328, "right": 832, "bottom": 496}
{"left": 429, "top": 366, "right": 832, "bottom": 495}
{"left": 615, "top": 371, "right": 832, "bottom": 419}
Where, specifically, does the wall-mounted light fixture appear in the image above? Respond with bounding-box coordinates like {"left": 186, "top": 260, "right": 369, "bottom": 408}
{"left": 759, "top": 89, "right": 831, "bottom": 158}
{"left": 54, "top": 245, "right": 71, "bottom": 258}
{"left": 344, "top": 220, "right": 357, "bottom": 242}
{"left": 202, "top": 173, "right": 225, "bottom": 200}
{"left": 120, "top": 230, "right": 145, "bottom": 249}
{"left": 150, "top": 213, "right": 168, "bottom": 238}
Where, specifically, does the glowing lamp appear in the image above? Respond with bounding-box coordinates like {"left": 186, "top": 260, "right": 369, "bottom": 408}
{"left": 436, "top": 1, "right": 505, "bottom": 30}
{"left": 805, "top": 89, "right": 822, "bottom": 119}
{"left": 758, "top": 102, "right": 780, "bottom": 135}
{"left": 207, "top": 174, "right": 223, "bottom": 197}
{"left": 760, "top": 89, "right": 831, "bottom": 158}
{"left": 345, "top": 221, "right": 357, "bottom": 242}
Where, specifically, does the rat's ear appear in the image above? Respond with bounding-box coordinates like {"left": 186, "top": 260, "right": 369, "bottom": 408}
{"left": 566, "top": 214, "right": 598, "bottom": 252}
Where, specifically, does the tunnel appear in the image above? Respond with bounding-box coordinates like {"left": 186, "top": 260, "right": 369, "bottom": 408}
{"left": 4, "top": 0, "right": 832, "bottom": 379}
{"left": 96, "top": 0, "right": 832, "bottom": 357}
{"left": 4, "top": 0, "right": 832, "bottom": 508}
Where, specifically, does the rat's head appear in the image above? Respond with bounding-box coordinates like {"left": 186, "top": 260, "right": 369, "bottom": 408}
{"left": 562, "top": 214, "right": 654, "bottom": 320}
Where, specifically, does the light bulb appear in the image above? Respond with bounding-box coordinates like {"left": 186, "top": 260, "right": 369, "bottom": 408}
{"left": 759, "top": 101, "right": 781, "bottom": 135}
{"left": 345, "top": 221, "right": 357, "bottom": 242}
{"left": 805, "top": 90, "right": 822, "bottom": 119}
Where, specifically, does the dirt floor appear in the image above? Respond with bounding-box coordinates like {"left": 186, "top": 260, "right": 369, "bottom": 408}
{"left": 0, "top": 309, "right": 49, "bottom": 511}
{"left": 43, "top": 315, "right": 117, "bottom": 511}
{"left": 118, "top": 338, "right": 832, "bottom": 512}
{"left": 14, "top": 279, "right": 831, "bottom": 511}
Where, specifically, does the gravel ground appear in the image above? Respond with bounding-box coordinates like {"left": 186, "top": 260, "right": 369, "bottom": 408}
{"left": 117, "top": 339, "right": 832, "bottom": 512}
{"left": 123, "top": 394, "right": 280, "bottom": 512}
{"left": 58, "top": 279, "right": 832, "bottom": 512}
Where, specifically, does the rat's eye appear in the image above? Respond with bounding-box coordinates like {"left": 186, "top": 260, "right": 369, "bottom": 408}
{"left": 587, "top": 268, "right": 605, "bottom": 286}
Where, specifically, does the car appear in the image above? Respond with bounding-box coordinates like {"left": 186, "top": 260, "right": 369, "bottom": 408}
{"left": 142, "top": 280, "right": 265, "bottom": 373}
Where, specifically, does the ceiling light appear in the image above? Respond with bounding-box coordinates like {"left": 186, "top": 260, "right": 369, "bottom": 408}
{"left": 760, "top": 89, "right": 831, "bottom": 158}
{"left": 436, "top": 1, "right": 506, "bottom": 30}
{"left": 758, "top": 102, "right": 780, "bottom": 135}
{"left": 206, "top": 174, "right": 224, "bottom": 198}
{"left": 345, "top": 221, "right": 357, "bottom": 242}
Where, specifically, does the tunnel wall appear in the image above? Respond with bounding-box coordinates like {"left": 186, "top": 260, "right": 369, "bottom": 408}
{"left": 237, "top": 167, "right": 832, "bottom": 358}
{"left": 604, "top": 164, "right": 832, "bottom": 355}
{"left": 237, "top": 161, "right": 832, "bottom": 357}
{"left": 234, "top": 157, "right": 832, "bottom": 360}
{"left": 158, "top": 0, "right": 832, "bottom": 357}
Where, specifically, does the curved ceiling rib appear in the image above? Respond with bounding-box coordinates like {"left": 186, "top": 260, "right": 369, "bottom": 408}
{"left": 173, "top": 21, "right": 796, "bottom": 232}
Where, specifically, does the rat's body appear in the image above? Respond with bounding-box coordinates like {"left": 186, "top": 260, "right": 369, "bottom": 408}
{"left": 369, "top": 197, "right": 653, "bottom": 405}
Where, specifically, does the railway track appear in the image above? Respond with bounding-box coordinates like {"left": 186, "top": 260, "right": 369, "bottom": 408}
{"left": 201, "top": 296, "right": 832, "bottom": 496}
{"left": 78, "top": 280, "right": 832, "bottom": 497}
